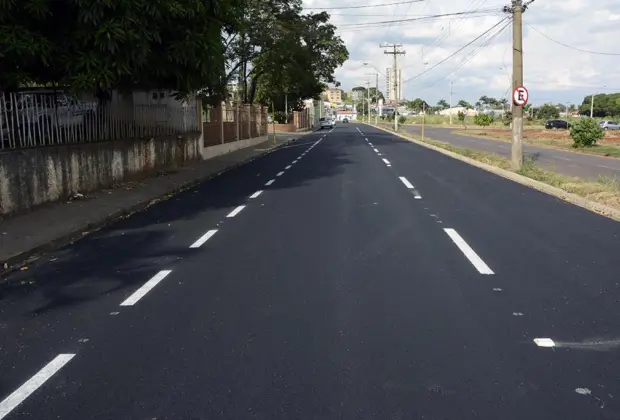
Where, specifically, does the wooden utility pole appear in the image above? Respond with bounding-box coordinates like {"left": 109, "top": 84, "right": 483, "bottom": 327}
{"left": 381, "top": 44, "right": 405, "bottom": 131}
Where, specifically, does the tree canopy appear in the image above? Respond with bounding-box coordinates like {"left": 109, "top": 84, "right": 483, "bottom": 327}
{"left": 578, "top": 93, "right": 620, "bottom": 117}
{"left": 1, "top": 0, "right": 349, "bottom": 104}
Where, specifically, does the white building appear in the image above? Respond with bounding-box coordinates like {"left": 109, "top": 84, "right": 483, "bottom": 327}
{"left": 385, "top": 67, "right": 403, "bottom": 102}
{"left": 438, "top": 106, "right": 478, "bottom": 117}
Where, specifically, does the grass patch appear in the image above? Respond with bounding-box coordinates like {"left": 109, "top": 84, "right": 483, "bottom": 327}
{"left": 384, "top": 126, "right": 620, "bottom": 212}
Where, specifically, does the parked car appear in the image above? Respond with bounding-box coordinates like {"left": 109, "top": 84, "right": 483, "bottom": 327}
{"left": 599, "top": 120, "right": 620, "bottom": 130}
{"left": 342, "top": 118, "right": 349, "bottom": 123}
{"left": 545, "top": 119, "right": 571, "bottom": 130}
{"left": 319, "top": 117, "right": 335, "bottom": 129}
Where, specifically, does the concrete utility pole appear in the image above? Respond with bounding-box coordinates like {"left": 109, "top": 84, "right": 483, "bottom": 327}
{"left": 381, "top": 43, "right": 405, "bottom": 131}
{"left": 365, "top": 72, "right": 378, "bottom": 125}
{"left": 364, "top": 80, "right": 371, "bottom": 124}
{"left": 449, "top": 81, "right": 454, "bottom": 125}
{"left": 504, "top": 0, "right": 531, "bottom": 170}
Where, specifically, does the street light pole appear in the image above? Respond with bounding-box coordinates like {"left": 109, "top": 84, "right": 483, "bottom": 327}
{"left": 449, "top": 81, "right": 454, "bottom": 125}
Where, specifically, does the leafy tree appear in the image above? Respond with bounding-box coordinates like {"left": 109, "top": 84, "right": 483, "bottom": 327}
{"left": 405, "top": 98, "right": 427, "bottom": 112}
{"left": 474, "top": 114, "right": 493, "bottom": 126}
{"left": 535, "top": 104, "right": 560, "bottom": 120}
{"left": 503, "top": 111, "right": 512, "bottom": 126}
{"left": 1, "top": 0, "right": 231, "bottom": 97}
{"left": 398, "top": 115, "right": 407, "bottom": 125}
{"left": 457, "top": 99, "right": 472, "bottom": 109}
{"left": 437, "top": 99, "right": 449, "bottom": 109}
{"left": 578, "top": 93, "right": 620, "bottom": 117}
{"left": 570, "top": 118, "right": 604, "bottom": 147}
{"left": 457, "top": 111, "right": 465, "bottom": 122}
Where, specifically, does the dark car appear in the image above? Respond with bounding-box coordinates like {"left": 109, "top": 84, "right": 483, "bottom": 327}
{"left": 545, "top": 119, "right": 571, "bottom": 129}
{"left": 342, "top": 118, "right": 349, "bottom": 123}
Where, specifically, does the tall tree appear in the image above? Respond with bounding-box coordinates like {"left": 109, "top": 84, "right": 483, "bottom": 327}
{"left": 437, "top": 99, "right": 449, "bottom": 109}
{"left": 1, "top": 0, "right": 230, "bottom": 97}
{"left": 457, "top": 99, "right": 472, "bottom": 109}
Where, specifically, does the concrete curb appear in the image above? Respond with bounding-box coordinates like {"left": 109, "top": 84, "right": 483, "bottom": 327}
{"left": 1, "top": 137, "right": 298, "bottom": 276}
{"left": 368, "top": 123, "right": 620, "bottom": 223}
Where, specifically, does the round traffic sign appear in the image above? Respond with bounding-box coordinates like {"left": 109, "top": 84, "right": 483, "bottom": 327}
{"left": 513, "top": 86, "right": 529, "bottom": 106}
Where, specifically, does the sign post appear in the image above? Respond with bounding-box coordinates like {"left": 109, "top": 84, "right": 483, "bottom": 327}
{"left": 512, "top": 86, "right": 528, "bottom": 107}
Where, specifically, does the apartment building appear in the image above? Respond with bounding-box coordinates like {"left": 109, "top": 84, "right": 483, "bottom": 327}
{"left": 385, "top": 67, "right": 403, "bottom": 102}
{"left": 323, "top": 88, "right": 343, "bottom": 104}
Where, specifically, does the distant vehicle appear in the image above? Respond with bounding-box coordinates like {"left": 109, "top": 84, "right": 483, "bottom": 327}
{"left": 319, "top": 117, "right": 335, "bottom": 129}
{"left": 599, "top": 120, "right": 620, "bottom": 130}
{"left": 545, "top": 119, "right": 571, "bottom": 130}
{"left": 342, "top": 118, "right": 349, "bottom": 123}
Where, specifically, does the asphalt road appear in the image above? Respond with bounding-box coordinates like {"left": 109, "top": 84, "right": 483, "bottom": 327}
{"left": 389, "top": 123, "right": 620, "bottom": 180}
{"left": 2, "top": 123, "right": 620, "bottom": 419}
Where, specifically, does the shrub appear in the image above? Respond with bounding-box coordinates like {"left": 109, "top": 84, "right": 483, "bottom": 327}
{"left": 457, "top": 111, "right": 465, "bottom": 122}
{"left": 272, "top": 111, "right": 288, "bottom": 124}
{"left": 570, "top": 118, "right": 604, "bottom": 147}
{"left": 398, "top": 115, "right": 407, "bottom": 124}
{"left": 474, "top": 114, "right": 493, "bottom": 126}
{"left": 503, "top": 111, "right": 512, "bottom": 126}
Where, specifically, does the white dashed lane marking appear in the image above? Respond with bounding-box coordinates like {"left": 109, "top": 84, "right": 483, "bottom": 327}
{"left": 277, "top": 171, "right": 285, "bottom": 177}
{"left": 534, "top": 338, "right": 555, "bottom": 347}
{"left": 120, "top": 270, "right": 172, "bottom": 306}
{"left": 399, "top": 177, "right": 414, "bottom": 189}
{"left": 443, "top": 229, "right": 494, "bottom": 275}
{"left": 249, "top": 190, "right": 263, "bottom": 199}
{"left": 189, "top": 229, "right": 218, "bottom": 248}
{"left": 227, "top": 205, "right": 245, "bottom": 218}
{"left": 265, "top": 179, "right": 275, "bottom": 186}
{"left": 0, "top": 354, "right": 76, "bottom": 420}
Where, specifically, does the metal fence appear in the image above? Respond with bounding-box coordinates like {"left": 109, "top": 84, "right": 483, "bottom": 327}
{"left": 0, "top": 91, "right": 199, "bottom": 150}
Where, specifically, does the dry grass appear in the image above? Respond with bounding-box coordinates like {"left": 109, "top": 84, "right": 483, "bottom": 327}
{"left": 388, "top": 127, "right": 620, "bottom": 212}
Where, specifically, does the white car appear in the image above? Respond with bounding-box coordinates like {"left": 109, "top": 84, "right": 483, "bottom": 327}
{"left": 599, "top": 120, "right": 620, "bottom": 130}
{"left": 319, "top": 117, "right": 335, "bottom": 129}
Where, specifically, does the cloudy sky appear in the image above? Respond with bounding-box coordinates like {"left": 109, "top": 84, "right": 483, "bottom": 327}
{"left": 301, "top": 0, "right": 620, "bottom": 107}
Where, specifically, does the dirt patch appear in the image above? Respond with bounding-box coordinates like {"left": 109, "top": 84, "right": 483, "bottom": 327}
{"left": 469, "top": 128, "right": 620, "bottom": 142}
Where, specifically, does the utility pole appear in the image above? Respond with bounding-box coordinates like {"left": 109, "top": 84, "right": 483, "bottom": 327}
{"left": 364, "top": 80, "right": 371, "bottom": 124}
{"left": 365, "top": 72, "right": 378, "bottom": 125}
{"left": 449, "top": 82, "right": 452, "bottom": 125}
{"left": 504, "top": 0, "right": 532, "bottom": 170}
{"left": 381, "top": 43, "right": 405, "bottom": 131}
{"left": 590, "top": 93, "right": 594, "bottom": 118}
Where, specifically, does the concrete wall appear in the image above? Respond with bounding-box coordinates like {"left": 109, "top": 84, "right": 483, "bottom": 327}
{"left": 0, "top": 133, "right": 202, "bottom": 216}
{"left": 201, "top": 135, "right": 270, "bottom": 160}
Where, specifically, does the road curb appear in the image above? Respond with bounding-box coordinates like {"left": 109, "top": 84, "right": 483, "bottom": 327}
{"left": 1, "top": 137, "right": 298, "bottom": 277}
{"left": 369, "top": 123, "right": 620, "bottom": 223}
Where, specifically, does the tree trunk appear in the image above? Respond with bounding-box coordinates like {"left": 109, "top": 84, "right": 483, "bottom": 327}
{"left": 248, "top": 73, "right": 263, "bottom": 105}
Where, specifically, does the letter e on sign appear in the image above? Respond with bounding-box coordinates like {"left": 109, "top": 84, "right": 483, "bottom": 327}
{"left": 513, "top": 86, "right": 529, "bottom": 107}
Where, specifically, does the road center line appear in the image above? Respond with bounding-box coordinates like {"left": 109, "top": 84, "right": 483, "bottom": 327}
{"left": 373, "top": 148, "right": 379, "bottom": 153}
{"left": 382, "top": 158, "right": 390, "bottom": 165}
{"left": 189, "top": 229, "right": 218, "bottom": 248}
{"left": 554, "top": 156, "right": 572, "bottom": 161}
{"left": 249, "top": 190, "right": 263, "bottom": 198}
{"left": 399, "top": 176, "right": 414, "bottom": 189}
{"left": 227, "top": 205, "right": 245, "bottom": 218}
{"left": 0, "top": 354, "right": 76, "bottom": 420}
{"left": 443, "top": 228, "right": 494, "bottom": 275}
{"left": 120, "top": 270, "right": 172, "bottom": 306}
{"left": 265, "top": 179, "right": 275, "bottom": 186}
{"left": 292, "top": 160, "right": 297, "bottom": 163}
{"left": 277, "top": 171, "right": 285, "bottom": 176}
{"left": 285, "top": 165, "right": 292, "bottom": 170}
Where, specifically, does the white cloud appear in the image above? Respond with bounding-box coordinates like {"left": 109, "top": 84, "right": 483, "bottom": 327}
{"left": 303, "top": 0, "right": 620, "bottom": 106}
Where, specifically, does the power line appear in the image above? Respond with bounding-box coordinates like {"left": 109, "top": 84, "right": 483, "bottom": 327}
{"left": 414, "top": 18, "right": 511, "bottom": 89}
{"left": 336, "top": 8, "right": 502, "bottom": 28}
{"left": 402, "top": 16, "right": 511, "bottom": 85}
{"left": 303, "top": 0, "right": 424, "bottom": 10}
{"left": 524, "top": 21, "right": 620, "bottom": 56}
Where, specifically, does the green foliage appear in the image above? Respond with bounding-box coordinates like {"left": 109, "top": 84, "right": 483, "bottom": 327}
{"left": 535, "top": 104, "right": 560, "bottom": 120}
{"left": 405, "top": 98, "right": 427, "bottom": 113}
{"left": 437, "top": 99, "right": 449, "bottom": 109}
{"left": 457, "top": 100, "right": 472, "bottom": 109}
{"left": 398, "top": 115, "right": 407, "bottom": 124}
{"left": 272, "top": 111, "right": 288, "bottom": 124}
{"left": 474, "top": 114, "right": 493, "bottom": 126}
{"left": 503, "top": 111, "right": 512, "bottom": 126}
{"left": 570, "top": 118, "right": 604, "bottom": 147}
{"left": 0, "top": 0, "right": 229, "bottom": 96}
{"left": 457, "top": 111, "right": 465, "bottom": 122}
{"left": 579, "top": 93, "right": 620, "bottom": 117}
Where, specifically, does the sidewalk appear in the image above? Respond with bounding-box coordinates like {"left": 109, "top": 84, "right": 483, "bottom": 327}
{"left": 0, "top": 132, "right": 306, "bottom": 273}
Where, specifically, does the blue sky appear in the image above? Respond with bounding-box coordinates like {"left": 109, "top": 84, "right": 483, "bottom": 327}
{"left": 302, "top": 0, "right": 620, "bottom": 107}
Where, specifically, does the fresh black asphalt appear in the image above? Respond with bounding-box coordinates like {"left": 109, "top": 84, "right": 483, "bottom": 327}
{"left": 392, "top": 124, "right": 620, "bottom": 180}
{"left": 1, "top": 123, "right": 620, "bottom": 419}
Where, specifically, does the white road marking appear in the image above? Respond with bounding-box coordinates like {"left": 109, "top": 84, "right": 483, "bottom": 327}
{"left": 227, "top": 205, "right": 245, "bottom": 218}
{"left": 534, "top": 338, "right": 555, "bottom": 347}
{"left": 382, "top": 158, "right": 390, "bottom": 165}
{"left": 365, "top": 138, "right": 368, "bottom": 141}
{"left": 285, "top": 165, "right": 292, "bottom": 169}
{"left": 373, "top": 148, "right": 379, "bottom": 153}
{"left": 0, "top": 354, "right": 75, "bottom": 419}
{"left": 597, "top": 164, "right": 618, "bottom": 170}
{"left": 265, "top": 179, "right": 275, "bottom": 186}
{"left": 414, "top": 195, "right": 422, "bottom": 199}
{"left": 249, "top": 190, "right": 263, "bottom": 199}
{"left": 443, "top": 228, "right": 494, "bottom": 275}
{"left": 277, "top": 171, "right": 285, "bottom": 176}
{"left": 120, "top": 270, "right": 172, "bottom": 306}
{"left": 399, "top": 176, "right": 415, "bottom": 189}
{"left": 189, "top": 229, "right": 218, "bottom": 248}
{"left": 368, "top": 143, "right": 373, "bottom": 146}
{"left": 292, "top": 160, "right": 297, "bottom": 164}
{"left": 554, "top": 156, "right": 572, "bottom": 161}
